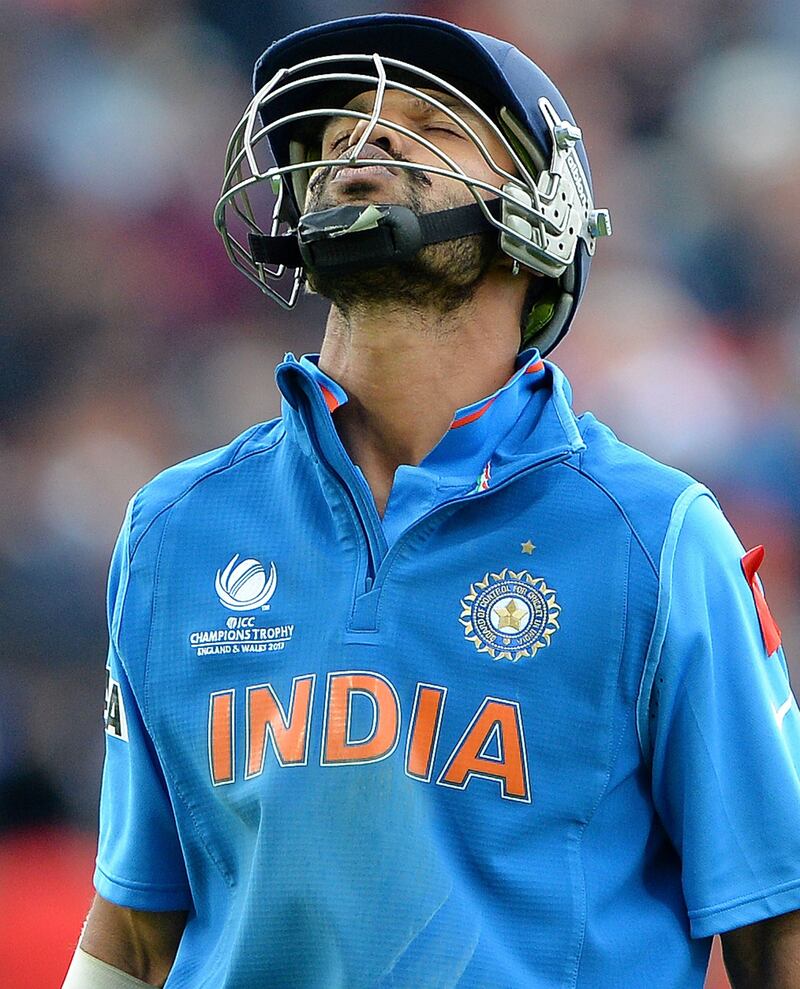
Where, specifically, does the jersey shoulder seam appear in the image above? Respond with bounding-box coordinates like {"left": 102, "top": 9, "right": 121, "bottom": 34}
{"left": 559, "top": 459, "right": 661, "bottom": 579}
{"left": 129, "top": 426, "right": 286, "bottom": 563}
{"left": 138, "top": 505, "right": 236, "bottom": 888}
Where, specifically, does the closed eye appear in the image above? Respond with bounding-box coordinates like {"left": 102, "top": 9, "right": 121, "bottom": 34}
{"left": 325, "top": 132, "right": 353, "bottom": 156}
{"left": 426, "top": 126, "right": 464, "bottom": 138}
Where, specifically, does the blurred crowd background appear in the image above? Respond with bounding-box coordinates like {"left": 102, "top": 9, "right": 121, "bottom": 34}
{"left": 2, "top": 0, "right": 798, "bottom": 984}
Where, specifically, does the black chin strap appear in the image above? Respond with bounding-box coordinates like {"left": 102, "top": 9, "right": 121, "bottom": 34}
{"left": 416, "top": 197, "right": 504, "bottom": 244}
{"left": 249, "top": 198, "right": 504, "bottom": 276}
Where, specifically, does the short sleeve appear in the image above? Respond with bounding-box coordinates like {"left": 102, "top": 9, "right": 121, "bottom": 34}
{"left": 648, "top": 492, "right": 800, "bottom": 937}
{"left": 93, "top": 503, "right": 193, "bottom": 911}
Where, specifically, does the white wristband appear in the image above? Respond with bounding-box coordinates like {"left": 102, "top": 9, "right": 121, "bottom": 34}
{"left": 62, "top": 947, "right": 156, "bottom": 988}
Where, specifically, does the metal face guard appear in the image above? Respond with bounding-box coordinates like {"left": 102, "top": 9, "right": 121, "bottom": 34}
{"left": 214, "top": 52, "right": 611, "bottom": 311}
{"left": 499, "top": 98, "right": 612, "bottom": 280}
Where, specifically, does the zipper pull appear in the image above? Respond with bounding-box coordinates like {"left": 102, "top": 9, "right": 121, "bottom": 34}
{"left": 364, "top": 576, "right": 374, "bottom": 592}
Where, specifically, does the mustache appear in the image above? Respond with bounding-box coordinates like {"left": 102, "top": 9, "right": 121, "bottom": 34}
{"left": 306, "top": 151, "right": 433, "bottom": 196}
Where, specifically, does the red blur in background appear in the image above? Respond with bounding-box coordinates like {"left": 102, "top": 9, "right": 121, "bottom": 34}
{"left": 0, "top": 828, "right": 95, "bottom": 987}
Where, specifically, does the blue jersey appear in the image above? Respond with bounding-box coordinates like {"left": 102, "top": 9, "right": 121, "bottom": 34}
{"left": 96, "top": 350, "right": 800, "bottom": 988}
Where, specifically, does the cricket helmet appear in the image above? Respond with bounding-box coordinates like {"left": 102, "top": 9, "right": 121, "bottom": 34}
{"left": 214, "top": 13, "right": 611, "bottom": 355}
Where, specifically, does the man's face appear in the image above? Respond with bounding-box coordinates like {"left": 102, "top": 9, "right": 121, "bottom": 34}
{"left": 301, "top": 86, "right": 516, "bottom": 315}
{"left": 305, "top": 86, "right": 516, "bottom": 214}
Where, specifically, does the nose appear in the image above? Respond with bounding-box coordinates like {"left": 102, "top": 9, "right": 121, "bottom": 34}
{"left": 347, "top": 113, "right": 406, "bottom": 157}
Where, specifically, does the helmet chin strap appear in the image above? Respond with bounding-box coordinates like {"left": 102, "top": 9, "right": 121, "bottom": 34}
{"left": 248, "top": 198, "right": 503, "bottom": 278}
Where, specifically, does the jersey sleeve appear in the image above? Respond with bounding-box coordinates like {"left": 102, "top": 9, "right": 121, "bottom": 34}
{"left": 648, "top": 491, "right": 800, "bottom": 938}
{"left": 93, "top": 501, "right": 193, "bottom": 911}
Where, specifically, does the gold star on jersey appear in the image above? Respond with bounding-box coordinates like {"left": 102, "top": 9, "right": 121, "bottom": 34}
{"left": 460, "top": 568, "right": 560, "bottom": 662}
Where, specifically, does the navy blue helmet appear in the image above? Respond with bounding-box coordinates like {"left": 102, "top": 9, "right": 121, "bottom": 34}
{"left": 215, "top": 14, "right": 611, "bottom": 355}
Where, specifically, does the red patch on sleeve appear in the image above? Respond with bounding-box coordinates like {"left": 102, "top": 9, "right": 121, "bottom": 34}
{"left": 741, "top": 545, "right": 782, "bottom": 655}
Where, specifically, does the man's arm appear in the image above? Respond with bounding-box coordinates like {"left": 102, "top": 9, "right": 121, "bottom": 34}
{"left": 721, "top": 910, "right": 800, "bottom": 989}
{"left": 75, "top": 893, "right": 187, "bottom": 987}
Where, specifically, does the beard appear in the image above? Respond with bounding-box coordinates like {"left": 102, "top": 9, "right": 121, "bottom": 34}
{"left": 302, "top": 164, "right": 498, "bottom": 320}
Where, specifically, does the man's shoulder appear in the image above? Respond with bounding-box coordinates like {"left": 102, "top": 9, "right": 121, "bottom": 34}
{"left": 127, "top": 418, "right": 285, "bottom": 557}
{"left": 570, "top": 412, "right": 706, "bottom": 569}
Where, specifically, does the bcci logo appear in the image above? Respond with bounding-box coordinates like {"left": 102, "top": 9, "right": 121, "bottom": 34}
{"left": 216, "top": 554, "right": 277, "bottom": 611}
{"left": 460, "top": 568, "right": 560, "bottom": 662}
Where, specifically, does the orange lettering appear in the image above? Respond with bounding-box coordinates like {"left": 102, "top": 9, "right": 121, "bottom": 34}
{"left": 246, "top": 675, "right": 315, "bottom": 778}
{"left": 209, "top": 690, "right": 235, "bottom": 786}
{"left": 405, "top": 684, "right": 447, "bottom": 781}
{"left": 322, "top": 672, "right": 400, "bottom": 765}
{"left": 438, "top": 698, "right": 530, "bottom": 802}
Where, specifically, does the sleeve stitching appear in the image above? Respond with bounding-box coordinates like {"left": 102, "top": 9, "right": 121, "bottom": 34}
{"left": 94, "top": 863, "right": 191, "bottom": 894}
{"left": 689, "top": 875, "right": 800, "bottom": 920}
{"left": 634, "top": 483, "right": 715, "bottom": 761}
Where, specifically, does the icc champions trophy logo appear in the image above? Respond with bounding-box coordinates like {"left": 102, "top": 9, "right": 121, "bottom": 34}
{"left": 215, "top": 554, "right": 277, "bottom": 611}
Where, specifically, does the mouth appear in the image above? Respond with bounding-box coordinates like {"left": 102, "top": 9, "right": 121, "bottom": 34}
{"left": 330, "top": 141, "right": 400, "bottom": 180}
{"left": 306, "top": 144, "right": 429, "bottom": 208}
{"left": 331, "top": 162, "right": 398, "bottom": 184}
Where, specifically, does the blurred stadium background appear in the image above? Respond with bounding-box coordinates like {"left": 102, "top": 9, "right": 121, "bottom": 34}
{"left": 2, "top": 0, "right": 798, "bottom": 984}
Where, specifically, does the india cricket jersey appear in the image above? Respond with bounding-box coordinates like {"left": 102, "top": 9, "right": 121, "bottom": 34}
{"left": 96, "top": 350, "right": 800, "bottom": 988}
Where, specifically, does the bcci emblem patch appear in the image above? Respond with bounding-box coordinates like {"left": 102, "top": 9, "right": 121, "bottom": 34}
{"left": 460, "top": 568, "right": 560, "bottom": 662}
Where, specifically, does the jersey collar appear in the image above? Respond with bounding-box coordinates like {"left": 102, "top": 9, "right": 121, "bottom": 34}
{"left": 276, "top": 349, "right": 584, "bottom": 483}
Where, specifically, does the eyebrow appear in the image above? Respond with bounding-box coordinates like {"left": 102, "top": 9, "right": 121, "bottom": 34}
{"left": 428, "top": 92, "right": 479, "bottom": 113}
{"left": 342, "top": 90, "right": 484, "bottom": 123}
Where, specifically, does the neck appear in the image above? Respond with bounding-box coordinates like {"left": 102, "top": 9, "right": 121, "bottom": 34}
{"left": 317, "top": 266, "right": 529, "bottom": 513}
